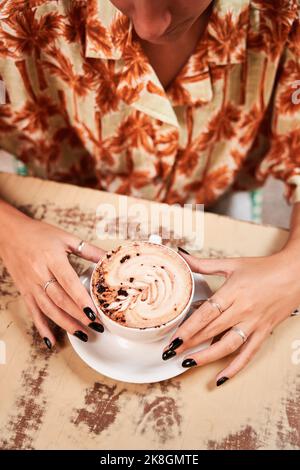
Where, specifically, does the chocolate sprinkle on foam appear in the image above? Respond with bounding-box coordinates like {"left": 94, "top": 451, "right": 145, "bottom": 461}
{"left": 120, "top": 255, "right": 130, "bottom": 263}
{"left": 97, "top": 284, "right": 106, "bottom": 294}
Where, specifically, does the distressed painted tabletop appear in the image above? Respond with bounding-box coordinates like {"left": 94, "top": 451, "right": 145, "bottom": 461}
{"left": 0, "top": 173, "right": 299, "bottom": 450}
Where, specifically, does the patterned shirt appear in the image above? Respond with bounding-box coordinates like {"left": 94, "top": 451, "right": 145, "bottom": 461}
{"left": 0, "top": 0, "right": 300, "bottom": 206}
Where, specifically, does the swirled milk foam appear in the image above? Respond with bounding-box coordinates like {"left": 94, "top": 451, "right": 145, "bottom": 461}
{"left": 92, "top": 242, "right": 193, "bottom": 329}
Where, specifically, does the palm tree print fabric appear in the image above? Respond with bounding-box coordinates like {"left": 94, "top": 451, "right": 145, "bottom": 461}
{"left": 0, "top": 0, "right": 299, "bottom": 206}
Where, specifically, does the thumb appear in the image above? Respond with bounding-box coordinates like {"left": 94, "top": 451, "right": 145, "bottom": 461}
{"left": 177, "top": 248, "right": 237, "bottom": 276}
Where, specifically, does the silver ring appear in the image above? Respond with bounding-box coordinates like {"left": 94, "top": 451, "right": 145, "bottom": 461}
{"left": 43, "top": 278, "right": 57, "bottom": 293}
{"left": 207, "top": 298, "right": 223, "bottom": 314}
{"left": 231, "top": 326, "right": 248, "bottom": 343}
{"left": 76, "top": 240, "right": 85, "bottom": 255}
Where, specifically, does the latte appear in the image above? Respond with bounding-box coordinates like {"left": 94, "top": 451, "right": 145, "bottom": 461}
{"left": 91, "top": 242, "right": 193, "bottom": 329}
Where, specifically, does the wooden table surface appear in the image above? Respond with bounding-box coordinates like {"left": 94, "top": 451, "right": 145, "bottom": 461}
{"left": 0, "top": 173, "right": 299, "bottom": 450}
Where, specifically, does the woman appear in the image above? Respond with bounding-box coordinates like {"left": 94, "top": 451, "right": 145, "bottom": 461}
{"left": 0, "top": 0, "right": 299, "bottom": 385}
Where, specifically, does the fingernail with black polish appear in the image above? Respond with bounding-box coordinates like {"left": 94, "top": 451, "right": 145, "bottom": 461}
{"left": 216, "top": 376, "right": 229, "bottom": 387}
{"left": 89, "top": 322, "right": 104, "bottom": 333}
{"left": 162, "top": 349, "right": 177, "bottom": 361}
{"left": 182, "top": 358, "right": 197, "bottom": 368}
{"left": 168, "top": 337, "right": 183, "bottom": 351}
{"left": 83, "top": 307, "right": 96, "bottom": 322}
{"left": 74, "top": 330, "right": 88, "bottom": 342}
{"left": 43, "top": 337, "right": 52, "bottom": 350}
{"left": 178, "top": 246, "right": 190, "bottom": 255}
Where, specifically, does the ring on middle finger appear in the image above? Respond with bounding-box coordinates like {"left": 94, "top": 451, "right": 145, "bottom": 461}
{"left": 231, "top": 326, "right": 248, "bottom": 344}
{"left": 43, "top": 277, "right": 58, "bottom": 294}
{"left": 206, "top": 297, "right": 224, "bottom": 314}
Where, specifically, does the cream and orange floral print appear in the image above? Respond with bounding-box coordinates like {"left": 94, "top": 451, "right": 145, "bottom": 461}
{"left": 0, "top": 0, "right": 299, "bottom": 205}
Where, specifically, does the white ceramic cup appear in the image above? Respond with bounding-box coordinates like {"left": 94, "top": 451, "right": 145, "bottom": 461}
{"left": 90, "top": 240, "right": 195, "bottom": 343}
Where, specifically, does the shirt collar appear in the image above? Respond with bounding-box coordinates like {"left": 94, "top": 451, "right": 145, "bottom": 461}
{"left": 168, "top": 0, "right": 251, "bottom": 106}
{"left": 85, "top": 0, "right": 251, "bottom": 115}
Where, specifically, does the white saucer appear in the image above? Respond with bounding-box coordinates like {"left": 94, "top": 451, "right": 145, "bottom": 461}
{"left": 68, "top": 266, "right": 212, "bottom": 384}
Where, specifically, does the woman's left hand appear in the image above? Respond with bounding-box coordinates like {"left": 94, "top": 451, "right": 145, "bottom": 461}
{"left": 163, "top": 248, "right": 300, "bottom": 386}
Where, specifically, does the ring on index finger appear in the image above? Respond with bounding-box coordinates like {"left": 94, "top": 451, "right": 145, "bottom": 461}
{"left": 76, "top": 240, "right": 86, "bottom": 255}
{"left": 43, "top": 278, "right": 58, "bottom": 294}
{"left": 231, "top": 326, "right": 248, "bottom": 344}
{"left": 206, "top": 297, "right": 224, "bottom": 314}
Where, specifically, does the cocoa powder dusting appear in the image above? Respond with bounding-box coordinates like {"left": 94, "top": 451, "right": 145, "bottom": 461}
{"left": 72, "top": 383, "right": 126, "bottom": 435}
{"left": 136, "top": 380, "right": 182, "bottom": 444}
{"left": 17, "top": 202, "right": 101, "bottom": 235}
{"left": 137, "top": 397, "right": 182, "bottom": 444}
{"left": 207, "top": 425, "right": 261, "bottom": 450}
{"left": 0, "top": 326, "right": 63, "bottom": 449}
{"left": 0, "top": 264, "right": 19, "bottom": 307}
{"left": 285, "top": 389, "right": 300, "bottom": 448}
{"left": 276, "top": 378, "right": 300, "bottom": 449}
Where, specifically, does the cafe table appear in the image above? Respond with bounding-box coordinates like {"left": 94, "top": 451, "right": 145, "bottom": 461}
{"left": 0, "top": 172, "right": 299, "bottom": 450}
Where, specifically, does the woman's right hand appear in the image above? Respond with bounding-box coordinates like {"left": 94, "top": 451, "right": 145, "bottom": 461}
{"left": 0, "top": 201, "right": 105, "bottom": 349}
